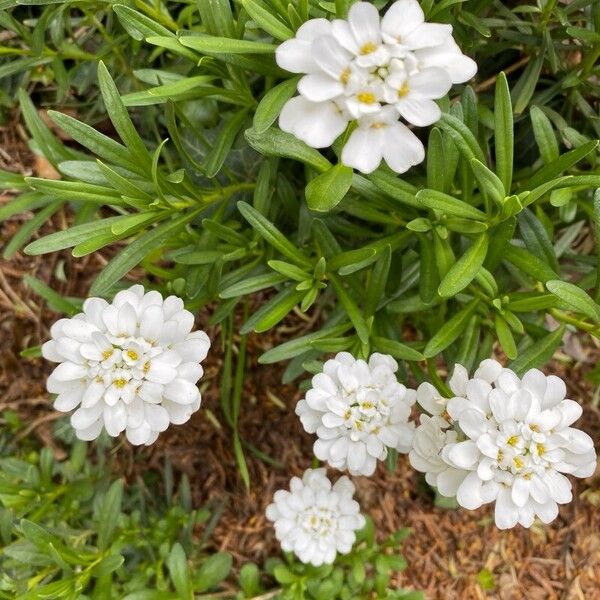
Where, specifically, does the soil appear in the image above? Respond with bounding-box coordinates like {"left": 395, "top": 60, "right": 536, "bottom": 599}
{"left": 1, "top": 120, "right": 600, "bottom": 600}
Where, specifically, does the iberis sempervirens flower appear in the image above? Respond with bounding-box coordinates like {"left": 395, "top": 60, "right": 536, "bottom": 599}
{"left": 43, "top": 285, "right": 210, "bottom": 445}
{"left": 410, "top": 360, "right": 597, "bottom": 529}
{"left": 275, "top": 0, "right": 477, "bottom": 173}
{"left": 296, "top": 352, "right": 416, "bottom": 476}
{"left": 266, "top": 468, "right": 365, "bottom": 566}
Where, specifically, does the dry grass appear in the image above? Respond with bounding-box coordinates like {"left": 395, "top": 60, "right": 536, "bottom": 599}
{"left": 1, "top": 122, "right": 600, "bottom": 600}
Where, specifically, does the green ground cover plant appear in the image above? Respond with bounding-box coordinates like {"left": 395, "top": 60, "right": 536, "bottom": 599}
{"left": 1, "top": 0, "right": 599, "bottom": 597}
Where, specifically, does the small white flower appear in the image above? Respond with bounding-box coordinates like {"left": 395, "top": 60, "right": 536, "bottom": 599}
{"left": 296, "top": 352, "right": 416, "bottom": 476}
{"left": 43, "top": 285, "right": 210, "bottom": 445}
{"left": 279, "top": 96, "right": 348, "bottom": 148}
{"left": 381, "top": 0, "right": 453, "bottom": 53}
{"left": 266, "top": 468, "right": 365, "bottom": 566}
{"left": 275, "top": 0, "right": 477, "bottom": 175}
{"left": 411, "top": 360, "right": 597, "bottom": 529}
{"left": 383, "top": 58, "right": 452, "bottom": 126}
{"left": 341, "top": 106, "right": 425, "bottom": 175}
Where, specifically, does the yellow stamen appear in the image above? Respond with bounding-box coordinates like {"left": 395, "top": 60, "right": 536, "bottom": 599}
{"left": 359, "top": 42, "right": 377, "bottom": 55}
{"left": 398, "top": 82, "right": 410, "bottom": 98}
{"left": 507, "top": 435, "right": 519, "bottom": 446}
{"left": 357, "top": 92, "right": 376, "bottom": 104}
{"left": 497, "top": 450, "right": 504, "bottom": 462}
{"left": 113, "top": 378, "right": 127, "bottom": 389}
{"left": 530, "top": 424, "right": 539, "bottom": 432}
{"left": 361, "top": 401, "right": 374, "bottom": 410}
{"left": 126, "top": 350, "right": 139, "bottom": 361}
{"left": 143, "top": 361, "right": 151, "bottom": 374}
{"left": 102, "top": 349, "right": 113, "bottom": 360}
{"left": 340, "top": 68, "right": 351, "bottom": 85}
{"left": 355, "top": 420, "right": 364, "bottom": 431}
{"left": 536, "top": 443, "right": 545, "bottom": 456}
{"left": 513, "top": 456, "right": 524, "bottom": 469}
{"left": 344, "top": 409, "right": 352, "bottom": 420}
{"left": 371, "top": 121, "right": 386, "bottom": 129}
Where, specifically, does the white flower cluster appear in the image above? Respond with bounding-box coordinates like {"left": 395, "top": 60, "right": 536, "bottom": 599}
{"left": 43, "top": 285, "right": 210, "bottom": 445}
{"left": 410, "top": 360, "right": 597, "bottom": 529}
{"left": 266, "top": 468, "right": 365, "bottom": 566}
{"left": 276, "top": 0, "right": 476, "bottom": 174}
{"left": 296, "top": 352, "right": 416, "bottom": 476}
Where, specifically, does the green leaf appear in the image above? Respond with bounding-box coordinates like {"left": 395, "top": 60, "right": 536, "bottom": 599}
{"left": 426, "top": 127, "right": 445, "bottom": 192}
{"left": 90, "top": 210, "right": 202, "bottom": 295}
{"left": 330, "top": 274, "right": 370, "bottom": 344}
{"left": 97, "top": 61, "right": 151, "bottom": 169}
{"left": 219, "top": 272, "right": 287, "bottom": 298}
{"left": 240, "top": 286, "right": 303, "bottom": 334}
{"left": 205, "top": 109, "right": 248, "bottom": 177}
{"left": 48, "top": 111, "right": 144, "bottom": 176}
{"left": 253, "top": 77, "right": 299, "bottom": 134}
{"left": 518, "top": 209, "right": 558, "bottom": 272}
{"left": 438, "top": 112, "right": 486, "bottom": 164}
{"left": 24, "top": 276, "right": 80, "bottom": 316}
{"left": 166, "top": 544, "right": 193, "bottom": 600}
{"left": 416, "top": 189, "right": 487, "bottom": 221}
{"left": 305, "top": 164, "right": 353, "bottom": 212}
{"left": 364, "top": 245, "right": 391, "bottom": 316}
{"left": 3, "top": 201, "right": 62, "bottom": 259}
{"left": 245, "top": 127, "right": 331, "bottom": 171}
{"left": 18, "top": 89, "right": 74, "bottom": 167}
{"left": 494, "top": 72, "right": 513, "bottom": 192}
{"left": 237, "top": 201, "right": 311, "bottom": 268}
{"left": 25, "top": 217, "right": 122, "bottom": 256}
{"left": 511, "top": 54, "right": 543, "bottom": 115}
{"left": 494, "top": 314, "right": 517, "bottom": 359}
{"left": 438, "top": 233, "right": 488, "bottom": 297}
{"left": 530, "top": 105, "right": 559, "bottom": 164}
{"left": 470, "top": 159, "right": 505, "bottom": 205}
{"left": 371, "top": 336, "right": 424, "bottom": 361}
{"left": 528, "top": 141, "right": 599, "bottom": 189}
{"left": 424, "top": 299, "right": 479, "bottom": 358}
{"left": 92, "top": 554, "right": 125, "bottom": 577}
{"left": 509, "top": 326, "right": 565, "bottom": 375}
{"left": 504, "top": 244, "right": 559, "bottom": 283}
{"left": 97, "top": 479, "right": 123, "bottom": 551}
{"left": 242, "top": 0, "right": 294, "bottom": 40}
{"left": 195, "top": 553, "right": 233, "bottom": 593}
{"left": 546, "top": 280, "right": 600, "bottom": 321}
{"left": 419, "top": 234, "right": 437, "bottom": 303}
{"left": 179, "top": 35, "right": 277, "bottom": 54}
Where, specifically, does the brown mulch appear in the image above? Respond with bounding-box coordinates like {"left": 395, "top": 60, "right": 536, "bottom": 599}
{"left": 1, "top": 123, "right": 600, "bottom": 600}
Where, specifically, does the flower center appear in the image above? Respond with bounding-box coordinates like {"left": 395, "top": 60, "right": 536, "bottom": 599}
{"left": 102, "top": 349, "right": 114, "bottom": 360}
{"left": 359, "top": 42, "right": 377, "bottom": 55}
{"left": 340, "top": 68, "right": 351, "bottom": 85}
{"left": 397, "top": 82, "right": 410, "bottom": 98}
{"left": 357, "top": 92, "right": 377, "bottom": 104}
{"left": 113, "top": 377, "right": 128, "bottom": 389}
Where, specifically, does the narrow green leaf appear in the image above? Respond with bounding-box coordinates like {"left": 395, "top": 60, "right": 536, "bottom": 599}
{"left": 219, "top": 272, "right": 287, "bottom": 298}
{"left": 518, "top": 209, "right": 559, "bottom": 272}
{"left": 205, "top": 109, "right": 248, "bottom": 177}
{"left": 494, "top": 72, "right": 513, "bottom": 192}
{"left": 97, "top": 61, "right": 151, "bottom": 169}
{"left": 509, "top": 326, "right": 565, "bottom": 375}
{"left": 494, "top": 314, "right": 517, "bottom": 359}
{"left": 438, "top": 113, "right": 486, "bottom": 164}
{"left": 470, "top": 159, "right": 505, "bottom": 205}
{"left": 305, "top": 164, "right": 353, "bottom": 212}
{"left": 330, "top": 274, "right": 370, "bottom": 344}
{"left": 179, "top": 35, "right": 277, "bottom": 54}
{"left": 438, "top": 233, "right": 488, "bottom": 297}
{"left": 416, "top": 189, "right": 487, "bottom": 220}
{"left": 424, "top": 299, "right": 479, "bottom": 358}
{"left": 237, "top": 201, "right": 311, "bottom": 267}
{"left": 97, "top": 480, "right": 123, "bottom": 551}
{"left": 530, "top": 105, "right": 559, "bottom": 164}
{"left": 371, "top": 336, "right": 424, "bottom": 361}
{"left": 242, "top": 0, "right": 294, "bottom": 40}
{"left": 166, "top": 544, "right": 192, "bottom": 600}
{"left": 253, "top": 77, "right": 300, "bottom": 133}
{"left": 245, "top": 127, "right": 331, "bottom": 171}
{"left": 504, "top": 244, "right": 559, "bottom": 283}
{"left": 528, "top": 141, "right": 599, "bottom": 189}
{"left": 546, "top": 280, "right": 600, "bottom": 321}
